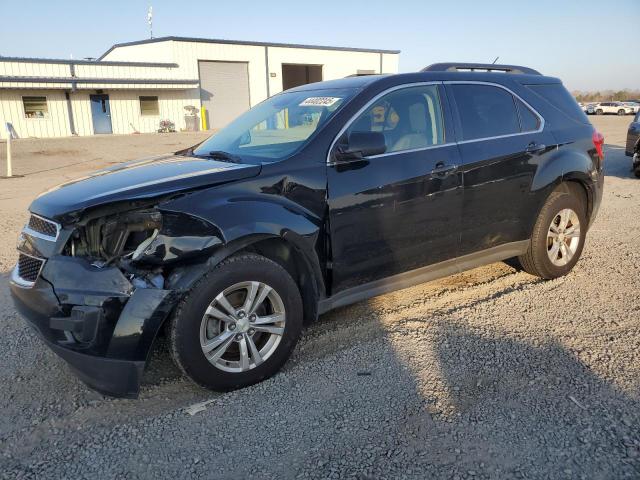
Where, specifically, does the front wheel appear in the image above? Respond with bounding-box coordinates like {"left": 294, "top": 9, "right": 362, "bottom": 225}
{"left": 518, "top": 186, "right": 587, "bottom": 279}
{"left": 169, "top": 253, "right": 303, "bottom": 391}
{"left": 618, "top": 109, "right": 626, "bottom": 116}
{"left": 596, "top": 109, "right": 604, "bottom": 115}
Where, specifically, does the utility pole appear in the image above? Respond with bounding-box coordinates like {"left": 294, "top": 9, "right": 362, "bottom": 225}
{"left": 147, "top": 6, "right": 153, "bottom": 39}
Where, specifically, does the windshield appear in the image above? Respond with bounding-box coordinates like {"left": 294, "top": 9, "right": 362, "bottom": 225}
{"left": 193, "top": 88, "right": 358, "bottom": 163}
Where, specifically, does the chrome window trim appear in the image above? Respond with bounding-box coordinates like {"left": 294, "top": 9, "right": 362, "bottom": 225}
{"left": 366, "top": 142, "right": 457, "bottom": 159}
{"left": 24, "top": 212, "right": 61, "bottom": 241}
{"left": 326, "top": 80, "right": 546, "bottom": 165}
{"left": 11, "top": 251, "right": 46, "bottom": 289}
{"left": 326, "top": 81, "right": 445, "bottom": 165}
{"left": 444, "top": 80, "right": 545, "bottom": 144}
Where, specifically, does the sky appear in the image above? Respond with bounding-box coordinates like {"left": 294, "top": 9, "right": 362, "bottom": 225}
{"left": 1, "top": 0, "right": 638, "bottom": 92}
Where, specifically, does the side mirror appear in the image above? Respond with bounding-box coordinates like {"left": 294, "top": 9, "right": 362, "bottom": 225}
{"left": 238, "top": 130, "right": 252, "bottom": 146}
{"left": 335, "top": 131, "right": 386, "bottom": 161}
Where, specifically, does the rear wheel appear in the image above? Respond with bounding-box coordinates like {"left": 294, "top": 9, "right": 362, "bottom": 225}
{"left": 169, "top": 253, "right": 303, "bottom": 391}
{"left": 518, "top": 186, "right": 587, "bottom": 279}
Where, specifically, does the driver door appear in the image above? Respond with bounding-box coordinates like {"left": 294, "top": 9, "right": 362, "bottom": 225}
{"left": 326, "top": 83, "right": 463, "bottom": 293}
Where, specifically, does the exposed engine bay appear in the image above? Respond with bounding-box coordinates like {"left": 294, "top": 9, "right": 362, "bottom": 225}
{"left": 62, "top": 206, "right": 223, "bottom": 290}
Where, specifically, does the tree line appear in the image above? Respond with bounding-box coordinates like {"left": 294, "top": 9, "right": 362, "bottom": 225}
{"left": 572, "top": 90, "right": 640, "bottom": 103}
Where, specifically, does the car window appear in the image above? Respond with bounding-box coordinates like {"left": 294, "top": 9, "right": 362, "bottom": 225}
{"left": 515, "top": 98, "right": 540, "bottom": 132}
{"left": 450, "top": 84, "right": 520, "bottom": 141}
{"left": 193, "top": 88, "right": 358, "bottom": 163}
{"left": 346, "top": 84, "right": 445, "bottom": 154}
{"left": 525, "top": 84, "right": 590, "bottom": 126}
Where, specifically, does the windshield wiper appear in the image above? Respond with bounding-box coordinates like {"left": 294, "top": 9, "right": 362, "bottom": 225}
{"left": 207, "top": 151, "right": 243, "bottom": 163}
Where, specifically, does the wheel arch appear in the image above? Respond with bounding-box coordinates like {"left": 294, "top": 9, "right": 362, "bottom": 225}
{"left": 239, "top": 236, "right": 324, "bottom": 324}
{"left": 165, "top": 232, "right": 325, "bottom": 325}
{"left": 529, "top": 142, "right": 596, "bottom": 227}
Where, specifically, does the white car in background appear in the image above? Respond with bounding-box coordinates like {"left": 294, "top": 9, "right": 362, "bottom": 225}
{"left": 622, "top": 102, "right": 640, "bottom": 114}
{"left": 593, "top": 102, "right": 635, "bottom": 115}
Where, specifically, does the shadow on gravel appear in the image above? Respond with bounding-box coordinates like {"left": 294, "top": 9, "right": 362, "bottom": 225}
{"left": 432, "top": 322, "right": 640, "bottom": 478}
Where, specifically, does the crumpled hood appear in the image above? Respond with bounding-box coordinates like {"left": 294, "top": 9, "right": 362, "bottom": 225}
{"left": 29, "top": 154, "right": 261, "bottom": 222}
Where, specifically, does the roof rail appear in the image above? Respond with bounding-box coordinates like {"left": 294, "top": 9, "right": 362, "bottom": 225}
{"left": 422, "top": 62, "right": 541, "bottom": 75}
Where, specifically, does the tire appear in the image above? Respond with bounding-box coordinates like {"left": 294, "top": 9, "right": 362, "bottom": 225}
{"left": 518, "top": 185, "right": 587, "bottom": 279}
{"left": 618, "top": 109, "right": 626, "bottom": 116}
{"left": 596, "top": 109, "right": 604, "bottom": 115}
{"left": 169, "top": 253, "right": 303, "bottom": 391}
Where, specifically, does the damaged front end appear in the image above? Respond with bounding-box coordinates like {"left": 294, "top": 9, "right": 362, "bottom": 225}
{"left": 10, "top": 203, "right": 223, "bottom": 397}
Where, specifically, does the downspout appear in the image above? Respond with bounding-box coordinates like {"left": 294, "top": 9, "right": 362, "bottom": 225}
{"left": 66, "top": 63, "right": 77, "bottom": 135}
{"left": 264, "top": 46, "right": 270, "bottom": 98}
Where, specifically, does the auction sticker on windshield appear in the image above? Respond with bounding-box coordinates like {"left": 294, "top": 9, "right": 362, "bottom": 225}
{"left": 299, "top": 97, "right": 341, "bottom": 107}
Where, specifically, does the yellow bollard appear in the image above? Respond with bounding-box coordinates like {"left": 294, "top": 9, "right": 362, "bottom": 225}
{"left": 200, "top": 106, "right": 208, "bottom": 131}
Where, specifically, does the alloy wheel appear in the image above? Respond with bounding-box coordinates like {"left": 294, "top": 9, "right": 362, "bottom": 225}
{"left": 546, "top": 208, "right": 581, "bottom": 267}
{"left": 199, "top": 281, "right": 286, "bottom": 373}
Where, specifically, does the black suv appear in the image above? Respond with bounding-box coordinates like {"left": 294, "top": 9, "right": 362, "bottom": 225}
{"left": 10, "top": 63, "right": 604, "bottom": 397}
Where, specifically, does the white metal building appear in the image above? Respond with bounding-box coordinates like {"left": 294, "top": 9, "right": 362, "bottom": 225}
{"left": 0, "top": 37, "right": 399, "bottom": 138}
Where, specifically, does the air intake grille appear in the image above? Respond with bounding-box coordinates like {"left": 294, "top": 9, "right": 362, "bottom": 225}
{"left": 17, "top": 254, "right": 44, "bottom": 283}
{"left": 27, "top": 215, "right": 59, "bottom": 238}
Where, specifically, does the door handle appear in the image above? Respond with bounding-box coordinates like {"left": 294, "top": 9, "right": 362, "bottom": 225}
{"left": 431, "top": 162, "right": 458, "bottom": 177}
{"left": 525, "top": 142, "right": 546, "bottom": 154}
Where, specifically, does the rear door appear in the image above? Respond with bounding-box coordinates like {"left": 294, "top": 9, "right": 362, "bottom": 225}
{"left": 446, "top": 82, "right": 556, "bottom": 255}
{"left": 327, "top": 83, "right": 463, "bottom": 292}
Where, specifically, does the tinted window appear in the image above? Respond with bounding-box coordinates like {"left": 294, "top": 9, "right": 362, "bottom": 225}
{"left": 450, "top": 84, "right": 520, "bottom": 140}
{"left": 346, "top": 85, "right": 445, "bottom": 154}
{"left": 527, "top": 84, "right": 590, "bottom": 124}
{"left": 516, "top": 98, "right": 540, "bottom": 132}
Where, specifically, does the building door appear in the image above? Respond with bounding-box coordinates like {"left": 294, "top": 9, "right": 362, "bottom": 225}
{"left": 90, "top": 94, "right": 112, "bottom": 134}
{"left": 282, "top": 64, "right": 323, "bottom": 90}
{"left": 198, "top": 61, "right": 250, "bottom": 130}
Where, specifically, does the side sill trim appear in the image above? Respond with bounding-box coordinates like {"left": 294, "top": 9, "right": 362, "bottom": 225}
{"left": 317, "top": 240, "right": 529, "bottom": 315}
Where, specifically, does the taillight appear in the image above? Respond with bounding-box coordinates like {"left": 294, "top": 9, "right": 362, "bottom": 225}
{"left": 592, "top": 130, "right": 605, "bottom": 161}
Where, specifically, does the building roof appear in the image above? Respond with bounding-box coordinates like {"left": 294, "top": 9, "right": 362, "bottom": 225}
{"left": 0, "top": 56, "right": 179, "bottom": 68}
{"left": 99, "top": 36, "right": 401, "bottom": 60}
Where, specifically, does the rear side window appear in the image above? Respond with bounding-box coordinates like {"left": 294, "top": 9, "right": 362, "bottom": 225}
{"left": 516, "top": 98, "right": 541, "bottom": 132}
{"left": 450, "top": 84, "right": 520, "bottom": 141}
{"left": 526, "top": 84, "right": 590, "bottom": 124}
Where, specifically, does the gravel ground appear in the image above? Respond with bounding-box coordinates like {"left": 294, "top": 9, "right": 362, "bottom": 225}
{"left": 0, "top": 117, "right": 638, "bottom": 479}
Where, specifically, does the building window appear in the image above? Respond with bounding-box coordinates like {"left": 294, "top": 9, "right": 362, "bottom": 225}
{"left": 23, "top": 96, "right": 49, "bottom": 118}
{"left": 139, "top": 96, "right": 159, "bottom": 116}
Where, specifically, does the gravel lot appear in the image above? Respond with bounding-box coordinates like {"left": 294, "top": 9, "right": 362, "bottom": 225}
{"left": 0, "top": 117, "right": 638, "bottom": 479}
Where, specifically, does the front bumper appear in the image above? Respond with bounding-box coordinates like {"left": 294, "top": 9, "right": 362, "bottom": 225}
{"left": 10, "top": 256, "right": 178, "bottom": 398}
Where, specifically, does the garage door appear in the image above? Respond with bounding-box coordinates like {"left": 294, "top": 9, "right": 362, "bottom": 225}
{"left": 198, "top": 61, "right": 250, "bottom": 130}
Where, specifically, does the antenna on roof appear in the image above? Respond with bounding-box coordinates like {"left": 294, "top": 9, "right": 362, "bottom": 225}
{"left": 147, "top": 6, "right": 153, "bottom": 39}
{"left": 492, "top": 56, "right": 499, "bottom": 64}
